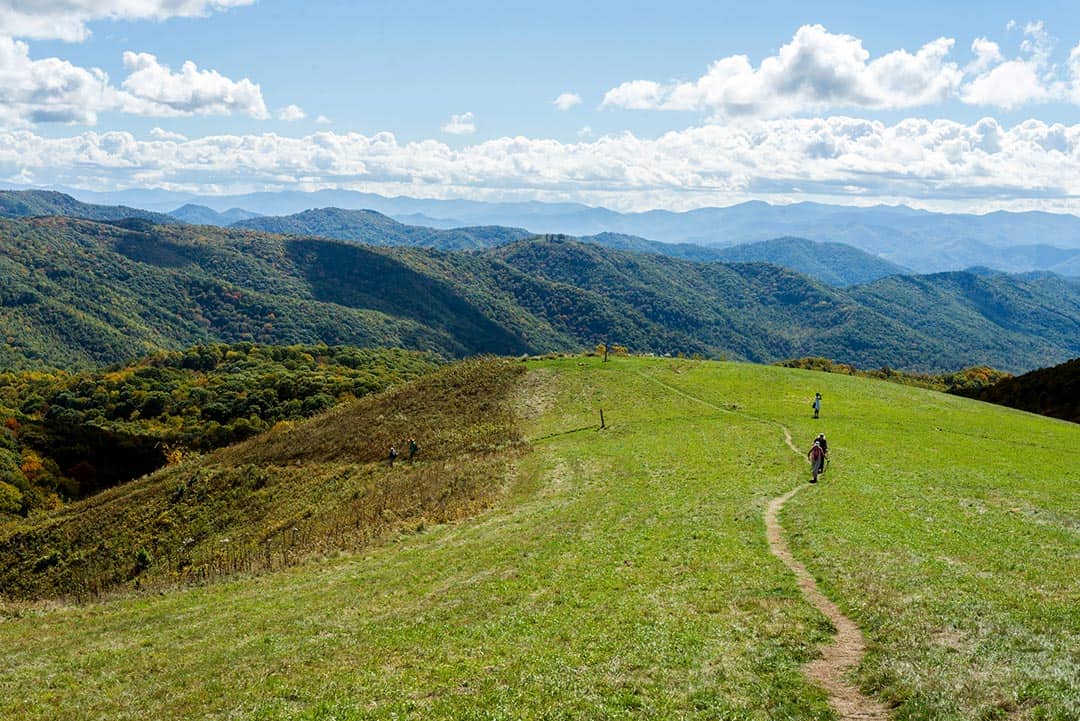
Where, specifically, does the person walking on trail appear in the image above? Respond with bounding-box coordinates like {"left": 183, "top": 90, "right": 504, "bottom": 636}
{"left": 388, "top": 445, "right": 399, "bottom": 467}
{"left": 407, "top": 437, "right": 418, "bottom": 462}
{"left": 808, "top": 440, "right": 826, "bottom": 483}
{"left": 812, "top": 392, "right": 822, "bottom": 419}
{"left": 816, "top": 433, "right": 828, "bottom": 456}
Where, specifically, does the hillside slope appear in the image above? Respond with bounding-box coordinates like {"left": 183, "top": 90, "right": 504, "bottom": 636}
{"left": 0, "top": 358, "right": 523, "bottom": 599}
{"left": 0, "top": 190, "right": 176, "bottom": 225}
{"left": 708, "top": 236, "right": 908, "bottom": 286}
{"left": 955, "top": 356, "right": 1080, "bottom": 423}
{"left": 0, "top": 357, "right": 1075, "bottom": 720}
{"left": 0, "top": 217, "right": 549, "bottom": 368}
{"left": 2, "top": 218, "right": 1078, "bottom": 372}
{"left": 488, "top": 237, "right": 1080, "bottom": 372}
{"left": 230, "top": 207, "right": 533, "bottom": 250}
{"left": 55, "top": 187, "right": 1080, "bottom": 275}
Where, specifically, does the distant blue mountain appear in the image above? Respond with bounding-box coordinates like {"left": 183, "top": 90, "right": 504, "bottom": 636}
{"left": 36, "top": 186, "right": 1080, "bottom": 276}
{"left": 168, "top": 204, "right": 262, "bottom": 225}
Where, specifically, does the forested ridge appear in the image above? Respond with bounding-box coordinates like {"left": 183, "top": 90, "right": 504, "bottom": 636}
{"left": 2, "top": 218, "right": 1078, "bottom": 375}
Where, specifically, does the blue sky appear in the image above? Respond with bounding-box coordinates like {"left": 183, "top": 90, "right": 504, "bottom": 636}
{"left": 2, "top": 1, "right": 1080, "bottom": 211}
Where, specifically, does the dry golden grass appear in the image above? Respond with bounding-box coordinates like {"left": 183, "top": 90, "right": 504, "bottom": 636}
{"left": 0, "top": 357, "right": 525, "bottom": 601}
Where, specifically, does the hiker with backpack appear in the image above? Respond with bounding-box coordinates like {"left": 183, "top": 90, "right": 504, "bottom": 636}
{"left": 812, "top": 392, "right": 822, "bottom": 418}
{"left": 808, "top": 440, "right": 826, "bottom": 483}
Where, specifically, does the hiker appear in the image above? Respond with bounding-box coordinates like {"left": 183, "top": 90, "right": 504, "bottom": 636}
{"left": 808, "top": 440, "right": 825, "bottom": 483}
{"left": 407, "top": 437, "right": 418, "bottom": 462}
{"left": 388, "top": 445, "right": 399, "bottom": 467}
{"left": 816, "top": 433, "right": 828, "bottom": 456}
{"left": 812, "top": 392, "right": 822, "bottom": 418}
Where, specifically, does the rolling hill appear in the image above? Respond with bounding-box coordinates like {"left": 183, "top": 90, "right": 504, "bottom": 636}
{"left": 230, "top": 207, "right": 908, "bottom": 286}
{"left": 57, "top": 186, "right": 1080, "bottom": 275}
{"left": 706, "top": 236, "right": 909, "bottom": 285}
{"left": 0, "top": 189, "right": 177, "bottom": 225}
{"left": 1, "top": 217, "right": 1078, "bottom": 373}
{"left": 168, "top": 204, "right": 262, "bottom": 226}
{"left": 1, "top": 356, "right": 1075, "bottom": 720}
{"left": 230, "top": 206, "right": 533, "bottom": 250}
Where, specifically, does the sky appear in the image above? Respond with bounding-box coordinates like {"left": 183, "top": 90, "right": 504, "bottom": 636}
{"left": 2, "top": 0, "right": 1080, "bottom": 213}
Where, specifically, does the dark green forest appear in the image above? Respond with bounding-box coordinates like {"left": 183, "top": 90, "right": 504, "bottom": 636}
{"left": 953, "top": 357, "right": 1080, "bottom": 424}
{"left": 0, "top": 344, "right": 440, "bottom": 516}
{"left": 2, "top": 217, "right": 1079, "bottom": 374}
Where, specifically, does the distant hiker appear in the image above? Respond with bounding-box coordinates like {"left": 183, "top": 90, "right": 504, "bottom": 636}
{"left": 812, "top": 392, "right": 822, "bottom": 419}
{"left": 407, "top": 437, "right": 418, "bottom": 462}
{"left": 816, "top": 433, "right": 828, "bottom": 456}
{"left": 808, "top": 441, "right": 825, "bottom": 483}
{"left": 388, "top": 445, "right": 399, "bottom": 467}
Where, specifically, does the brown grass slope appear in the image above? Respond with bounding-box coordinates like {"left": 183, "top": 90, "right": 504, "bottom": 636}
{"left": 0, "top": 358, "right": 525, "bottom": 601}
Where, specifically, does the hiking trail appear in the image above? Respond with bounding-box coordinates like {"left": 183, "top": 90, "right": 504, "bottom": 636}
{"left": 638, "top": 372, "right": 888, "bottom": 719}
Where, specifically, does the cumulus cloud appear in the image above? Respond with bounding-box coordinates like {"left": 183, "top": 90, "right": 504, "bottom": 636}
{"left": 603, "top": 22, "right": 1080, "bottom": 116}
{"left": 0, "top": 42, "right": 273, "bottom": 126}
{"left": 149, "top": 127, "right": 187, "bottom": 141}
{"left": 277, "top": 104, "right": 306, "bottom": 121}
{"left": 121, "top": 52, "right": 268, "bottom": 118}
{"left": 3, "top": 118, "right": 1079, "bottom": 212}
{"left": 603, "top": 25, "right": 963, "bottom": 117}
{"left": 553, "top": 92, "right": 582, "bottom": 111}
{"left": 961, "top": 21, "right": 1061, "bottom": 109}
{"left": 0, "top": 1, "right": 255, "bottom": 42}
{"left": 441, "top": 112, "right": 475, "bottom": 135}
{"left": 967, "top": 38, "right": 1004, "bottom": 74}
{"left": 0, "top": 35, "right": 114, "bottom": 125}
{"left": 315, "top": 114, "right": 331, "bottom": 124}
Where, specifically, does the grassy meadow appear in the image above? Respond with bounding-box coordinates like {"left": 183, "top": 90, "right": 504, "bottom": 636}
{"left": 0, "top": 356, "right": 1076, "bottom": 720}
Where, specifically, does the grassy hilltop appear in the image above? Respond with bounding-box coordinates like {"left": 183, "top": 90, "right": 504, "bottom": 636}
{"left": 0, "top": 357, "right": 1076, "bottom": 720}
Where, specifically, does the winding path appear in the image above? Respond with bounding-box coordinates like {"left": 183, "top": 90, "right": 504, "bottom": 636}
{"left": 768, "top": 427, "right": 888, "bottom": 720}
{"left": 637, "top": 373, "right": 887, "bottom": 718}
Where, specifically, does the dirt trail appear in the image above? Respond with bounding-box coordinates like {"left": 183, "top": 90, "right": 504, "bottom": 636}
{"left": 635, "top": 372, "right": 887, "bottom": 718}
{"left": 769, "top": 427, "right": 888, "bottom": 720}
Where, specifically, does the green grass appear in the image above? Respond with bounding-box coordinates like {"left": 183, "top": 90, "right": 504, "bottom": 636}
{"left": 0, "top": 356, "right": 1076, "bottom": 720}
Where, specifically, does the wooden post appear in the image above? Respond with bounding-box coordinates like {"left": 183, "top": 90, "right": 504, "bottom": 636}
{"left": 599, "top": 408, "right": 605, "bottom": 429}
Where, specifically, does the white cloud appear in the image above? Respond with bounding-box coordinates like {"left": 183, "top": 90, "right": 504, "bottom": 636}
{"left": 602, "top": 80, "right": 664, "bottom": 110}
{"left": 961, "top": 21, "right": 1061, "bottom": 109}
{"left": 441, "top": 111, "right": 475, "bottom": 135}
{"left": 315, "top": 114, "right": 331, "bottom": 124}
{"left": 967, "top": 38, "right": 1004, "bottom": 74}
{"left": 603, "top": 25, "right": 963, "bottom": 117}
{"left": 0, "top": 1, "right": 255, "bottom": 42}
{"left": 277, "top": 104, "right": 306, "bottom": 121}
{"left": 0, "top": 35, "right": 114, "bottom": 125}
{"left": 553, "top": 92, "right": 582, "bottom": 111}
{"left": 961, "top": 59, "right": 1051, "bottom": 109}
{"left": 3, "top": 118, "right": 1080, "bottom": 212}
{"left": 603, "top": 22, "right": 1080, "bottom": 116}
{"left": 121, "top": 51, "right": 268, "bottom": 118}
{"left": 577, "top": 126, "right": 593, "bottom": 138}
{"left": 149, "top": 127, "right": 187, "bottom": 141}
{"left": 0, "top": 41, "right": 275, "bottom": 125}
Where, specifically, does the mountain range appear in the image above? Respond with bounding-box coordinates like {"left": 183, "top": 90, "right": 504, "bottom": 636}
{"left": 1, "top": 214, "right": 1077, "bottom": 373}
{"left": 1, "top": 190, "right": 909, "bottom": 286}
{"left": 36, "top": 185, "right": 1080, "bottom": 276}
